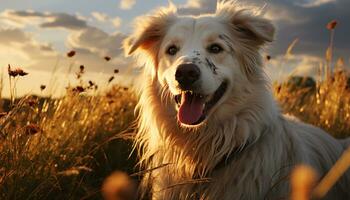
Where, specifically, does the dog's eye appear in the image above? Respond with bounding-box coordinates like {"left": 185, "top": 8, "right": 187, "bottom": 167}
{"left": 166, "top": 45, "right": 179, "bottom": 56}
{"left": 207, "top": 44, "right": 223, "bottom": 54}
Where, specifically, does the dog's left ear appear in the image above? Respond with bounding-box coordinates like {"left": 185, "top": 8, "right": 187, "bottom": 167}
{"left": 123, "top": 6, "right": 177, "bottom": 56}
{"left": 232, "top": 13, "right": 275, "bottom": 46}
{"left": 217, "top": 4, "right": 275, "bottom": 47}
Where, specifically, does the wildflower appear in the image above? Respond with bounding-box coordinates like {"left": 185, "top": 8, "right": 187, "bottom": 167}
{"left": 40, "top": 85, "right": 46, "bottom": 91}
{"left": 104, "top": 56, "right": 111, "bottom": 61}
{"left": 8, "top": 65, "right": 28, "bottom": 77}
{"left": 114, "top": 69, "right": 119, "bottom": 74}
{"left": 15, "top": 68, "right": 28, "bottom": 76}
{"left": 72, "top": 86, "right": 85, "bottom": 93}
{"left": 24, "top": 124, "right": 41, "bottom": 135}
{"left": 67, "top": 50, "right": 76, "bottom": 57}
{"left": 88, "top": 80, "right": 94, "bottom": 87}
{"left": 8, "top": 65, "right": 18, "bottom": 77}
{"left": 266, "top": 55, "right": 271, "bottom": 61}
{"left": 327, "top": 20, "right": 337, "bottom": 30}
{"left": 108, "top": 76, "right": 115, "bottom": 83}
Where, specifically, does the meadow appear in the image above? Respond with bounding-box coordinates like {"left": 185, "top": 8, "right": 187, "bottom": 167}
{"left": 0, "top": 20, "right": 349, "bottom": 200}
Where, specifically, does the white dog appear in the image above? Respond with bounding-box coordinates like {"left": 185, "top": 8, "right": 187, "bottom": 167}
{"left": 124, "top": 1, "right": 350, "bottom": 199}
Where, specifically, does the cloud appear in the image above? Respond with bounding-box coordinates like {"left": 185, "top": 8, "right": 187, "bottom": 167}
{"left": 0, "top": 27, "right": 57, "bottom": 73}
{"left": 0, "top": 10, "right": 88, "bottom": 30}
{"left": 90, "top": 12, "right": 122, "bottom": 29}
{"left": 119, "top": 0, "right": 136, "bottom": 10}
{"left": 0, "top": 28, "right": 29, "bottom": 44}
{"left": 40, "top": 13, "right": 88, "bottom": 30}
{"left": 111, "top": 17, "right": 122, "bottom": 29}
{"left": 0, "top": 9, "right": 46, "bottom": 27}
{"left": 296, "top": 0, "right": 337, "bottom": 8}
{"left": 178, "top": 0, "right": 217, "bottom": 15}
{"left": 0, "top": 26, "right": 132, "bottom": 98}
{"left": 244, "top": 0, "right": 350, "bottom": 59}
{"left": 67, "top": 27, "right": 126, "bottom": 58}
{"left": 265, "top": 54, "right": 323, "bottom": 81}
{"left": 91, "top": 11, "right": 109, "bottom": 22}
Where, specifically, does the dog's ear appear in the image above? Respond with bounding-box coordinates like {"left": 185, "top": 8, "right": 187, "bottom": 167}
{"left": 232, "top": 13, "right": 275, "bottom": 46}
{"left": 123, "top": 6, "right": 177, "bottom": 56}
{"left": 216, "top": 3, "right": 275, "bottom": 47}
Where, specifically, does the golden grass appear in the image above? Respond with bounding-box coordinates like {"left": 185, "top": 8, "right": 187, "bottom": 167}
{"left": 0, "top": 85, "right": 136, "bottom": 199}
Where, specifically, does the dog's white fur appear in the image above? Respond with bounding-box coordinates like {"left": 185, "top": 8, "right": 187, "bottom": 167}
{"left": 124, "top": 2, "right": 350, "bottom": 199}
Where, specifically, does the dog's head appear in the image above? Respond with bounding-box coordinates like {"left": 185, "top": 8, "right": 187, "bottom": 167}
{"left": 124, "top": 2, "right": 275, "bottom": 128}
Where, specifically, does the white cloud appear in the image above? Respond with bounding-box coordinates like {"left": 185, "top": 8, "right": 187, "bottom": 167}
{"left": 111, "top": 17, "right": 122, "bottom": 29}
{"left": 67, "top": 27, "right": 126, "bottom": 57}
{"left": 91, "top": 11, "right": 108, "bottom": 22}
{"left": 297, "top": 0, "right": 336, "bottom": 8}
{"left": 119, "top": 0, "right": 136, "bottom": 10}
{"left": 265, "top": 54, "right": 323, "bottom": 81}
{"left": 178, "top": 0, "right": 217, "bottom": 15}
{"left": 0, "top": 10, "right": 88, "bottom": 30}
{"left": 0, "top": 9, "right": 46, "bottom": 28}
{"left": 264, "top": 5, "right": 307, "bottom": 24}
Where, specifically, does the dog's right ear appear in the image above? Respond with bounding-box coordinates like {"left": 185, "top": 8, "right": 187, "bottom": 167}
{"left": 123, "top": 6, "right": 177, "bottom": 57}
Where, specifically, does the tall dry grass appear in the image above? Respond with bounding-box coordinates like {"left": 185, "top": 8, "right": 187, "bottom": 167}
{"left": 0, "top": 59, "right": 137, "bottom": 199}
{"left": 274, "top": 20, "right": 350, "bottom": 138}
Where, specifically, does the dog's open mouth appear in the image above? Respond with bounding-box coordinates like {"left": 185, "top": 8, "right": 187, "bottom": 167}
{"left": 174, "top": 81, "right": 228, "bottom": 126}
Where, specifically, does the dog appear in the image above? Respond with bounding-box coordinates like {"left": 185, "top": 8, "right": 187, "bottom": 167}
{"left": 124, "top": 1, "right": 350, "bottom": 199}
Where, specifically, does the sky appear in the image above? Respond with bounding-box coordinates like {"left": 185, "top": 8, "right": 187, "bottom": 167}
{"left": 0, "top": 0, "right": 349, "bottom": 97}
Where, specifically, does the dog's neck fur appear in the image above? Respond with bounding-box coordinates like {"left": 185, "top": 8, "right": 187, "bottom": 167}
{"left": 135, "top": 74, "right": 291, "bottom": 198}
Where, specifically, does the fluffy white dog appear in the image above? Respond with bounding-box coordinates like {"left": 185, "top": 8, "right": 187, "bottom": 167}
{"left": 124, "top": 1, "right": 350, "bottom": 199}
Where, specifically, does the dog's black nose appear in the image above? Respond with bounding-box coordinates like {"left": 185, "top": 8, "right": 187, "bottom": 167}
{"left": 175, "top": 63, "right": 200, "bottom": 90}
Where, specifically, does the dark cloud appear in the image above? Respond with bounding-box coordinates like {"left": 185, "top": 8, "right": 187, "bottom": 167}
{"left": 246, "top": 0, "right": 350, "bottom": 58}
{"left": 9, "top": 10, "right": 47, "bottom": 17}
{"left": 2, "top": 10, "right": 88, "bottom": 30}
{"left": 67, "top": 27, "right": 126, "bottom": 57}
{"left": 40, "top": 13, "right": 88, "bottom": 30}
{"left": 0, "top": 28, "right": 29, "bottom": 44}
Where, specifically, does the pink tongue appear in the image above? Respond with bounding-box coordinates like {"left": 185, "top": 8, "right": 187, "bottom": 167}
{"left": 178, "top": 92, "right": 205, "bottom": 125}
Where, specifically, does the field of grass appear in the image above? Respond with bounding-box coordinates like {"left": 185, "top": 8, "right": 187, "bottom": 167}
{"left": 0, "top": 20, "right": 349, "bottom": 200}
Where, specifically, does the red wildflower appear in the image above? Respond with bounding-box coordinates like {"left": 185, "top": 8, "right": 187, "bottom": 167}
{"left": 327, "top": 20, "right": 338, "bottom": 30}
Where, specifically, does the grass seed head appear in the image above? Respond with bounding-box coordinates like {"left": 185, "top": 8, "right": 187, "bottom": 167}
{"left": 104, "top": 56, "right": 111, "bottom": 61}
{"left": 67, "top": 50, "right": 76, "bottom": 57}
{"left": 79, "top": 65, "right": 85, "bottom": 73}
{"left": 40, "top": 85, "right": 46, "bottom": 91}
{"left": 108, "top": 76, "right": 115, "bottom": 83}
